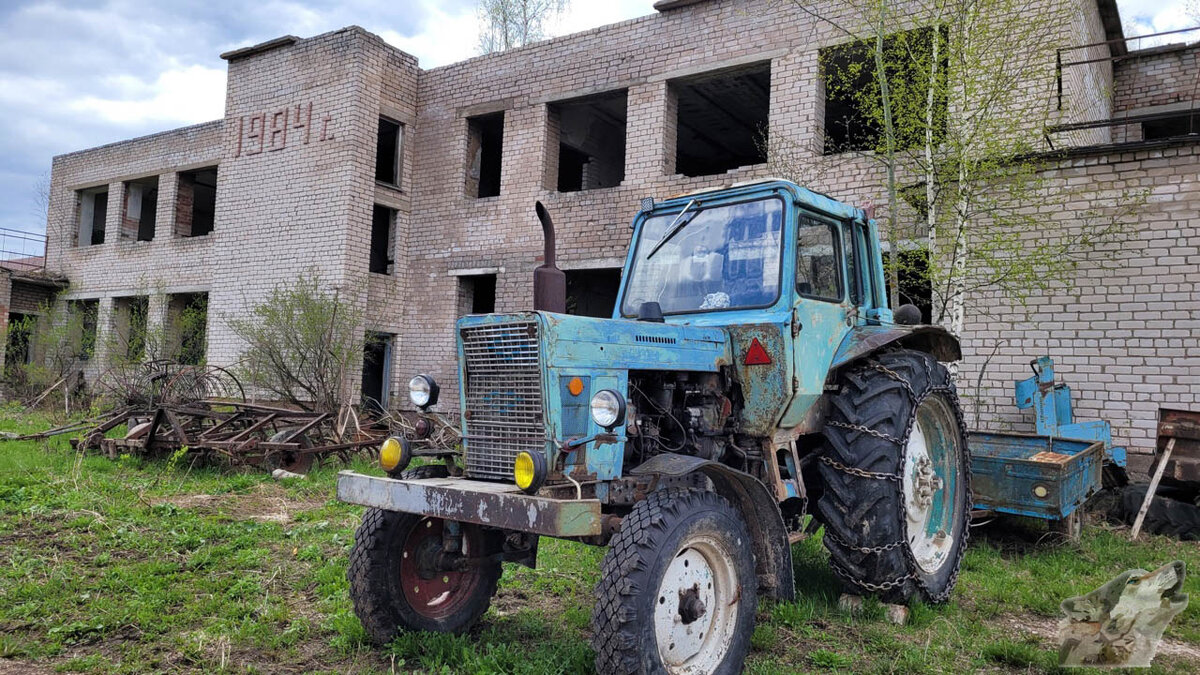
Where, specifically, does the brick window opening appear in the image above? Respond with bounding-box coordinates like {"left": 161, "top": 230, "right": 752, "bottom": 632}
{"left": 122, "top": 177, "right": 159, "bottom": 242}
{"left": 362, "top": 331, "right": 394, "bottom": 413}
{"left": 67, "top": 299, "right": 99, "bottom": 360}
{"left": 821, "top": 27, "right": 947, "bottom": 155}
{"left": 671, "top": 62, "right": 771, "bottom": 177}
{"left": 370, "top": 205, "right": 396, "bottom": 275}
{"left": 5, "top": 312, "right": 33, "bottom": 369}
{"left": 466, "top": 113, "right": 504, "bottom": 198}
{"left": 113, "top": 296, "right": 149, "bottom": 361}
{"left": 549, "top": 90, "right": 628, "bottom": 192}
{"left": 168, "top": 292, "right": 207, "bottom": 365}
{"left": 565, "top": 268, "right": 622, "bottom": 318}
{"left": 76, "top": 188, "right": 108, "bottom": 247}
{"left": 457, "top": 274, "right": 497, "bottom": 315}
{"left": 376, "top": 117, "right": 403, "bottom": 186}
{"left": 176, "top": 167, "right": 217, "bottom": 237}
{"left": 883, "top": 247, "right": 933, "bottom": 323}
{"left": 1143, "top": 113, "right": 1200, "bottom": 140}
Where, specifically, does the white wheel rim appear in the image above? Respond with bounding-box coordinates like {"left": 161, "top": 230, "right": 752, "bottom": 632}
{"left": 654, "top": 536, "right": 739, "bottom": 673}
{"left": 903, "top": 395, "right": 959, "bottom": 574}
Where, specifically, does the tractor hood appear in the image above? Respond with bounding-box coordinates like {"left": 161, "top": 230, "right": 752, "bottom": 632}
{"left": 539, "top": 312, "right": 731, "bottom": 372}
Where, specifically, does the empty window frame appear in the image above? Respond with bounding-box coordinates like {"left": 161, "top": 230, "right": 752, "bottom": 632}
{"left": 1143, "top": 113, "right": 1200, "bottom": 140}
{"left": 168, "top": 292, "right": 207, "bottom": 365}
{"left": 177, "top": 167, "right": 218, "bottom": 237}
{"left": 549, "top": 90, "right": 628, "bottom": 192}
{"left": 672, "top": 62, "right": 771, "bottom": 177}
{"left": 362, "top": 331, "right": 394, "bottom": 413}
{"left": 457, "top": 274, "right": 497, "bottom": 315}
{"left": 821, "top": 27, "right": 948, "bottom": 154}
{"left": 5, "top": 312, "right": 34, "bottom": 369}
{"left": 67, "top": 299, "right": 99, "bottom": 360}
{"left": 882, "top": 247, "right": 933, "bottom": 323}
{"left": 77, "top": 188, "right": 109, "bottom": 246}
{"left": 113, "top": 296, "right": 149, "bottom": 361}
{"left": 466, "top": 113, "right": 504, "bottom": 198}
{"left": 565, "top": 268, "right": 622, "bottom": 317}
{"left": 122, "top": 177, "right": 159, "bottom": 241}
{"left": 376, "top": 117, "right": 403, "bottom": 185}
{"left": 370, "top": 205, "right": 396, "bottom": 275}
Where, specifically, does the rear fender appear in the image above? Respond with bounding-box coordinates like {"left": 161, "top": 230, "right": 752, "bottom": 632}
{"left": 630, "top": 453, "right": 795, "bottom": 601}
{"left": 830, "top": 325, "right": 961, "bottom": 370}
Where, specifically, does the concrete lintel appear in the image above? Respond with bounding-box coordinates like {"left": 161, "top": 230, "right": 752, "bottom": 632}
{"left": 221, "top": 36, "right": 299, "bottom": 61}
{"left": 447, "top": 267, "right": 504, "bottom": 277}
{"left": 648, "top": 49, "right": 789, "bottom": 83}
{"left": 559, "top": 258, "right": 625, "bottom": 271}
{"left": 532, "top": 80, "right": 645, "bottom": 106}
{"left": 458, "top": 98, "right": 520, "bottom": 119}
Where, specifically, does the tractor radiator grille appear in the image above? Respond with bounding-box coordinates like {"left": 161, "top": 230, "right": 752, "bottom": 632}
{"left": 460, "top": 320, "right": 545, "bottom": 481}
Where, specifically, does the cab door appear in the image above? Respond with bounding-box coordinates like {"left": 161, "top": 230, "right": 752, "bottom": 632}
{"left": 780, "top": 211, "right": 856, "bottom": 428}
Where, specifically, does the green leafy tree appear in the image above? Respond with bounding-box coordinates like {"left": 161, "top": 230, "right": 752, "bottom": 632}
{"left": 783, "top": 0, "right": 1137, "bottom": 333}
{"left": 226, "top": 273, "right": 365, "bottom": 412}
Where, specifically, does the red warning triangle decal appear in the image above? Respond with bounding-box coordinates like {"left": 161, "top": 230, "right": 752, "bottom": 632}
{"left": 744, "top": 337, "right": 772, "bottom": 365}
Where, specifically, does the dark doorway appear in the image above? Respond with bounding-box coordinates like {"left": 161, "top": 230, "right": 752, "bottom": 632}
{"left": 5, "top": 313, "right": 32, "bottom": 370}
{"left": 362, "top": 332, "right": 393, "bottom": 413}
{"left": 566, "top": 268, "right": 621, "bottom": 318}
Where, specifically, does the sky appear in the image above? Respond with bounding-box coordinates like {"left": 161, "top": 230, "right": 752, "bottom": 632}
{"left": 0, "top": 0, "right": 1194, "bottom": 239}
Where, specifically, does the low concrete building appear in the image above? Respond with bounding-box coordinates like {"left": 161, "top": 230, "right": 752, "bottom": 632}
{"left": 13, "top": 0, "right": 1199, "bottom": 464}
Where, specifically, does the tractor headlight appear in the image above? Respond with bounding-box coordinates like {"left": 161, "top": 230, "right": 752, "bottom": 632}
{"left": 590, "top": 389, "right": 626, "bottom": 430}
{"left": 379, "top": 436, "right": 411, "bottom": 475}
{"left": 408, "top": 375, "right": 439, "bottom": 409}
{"left": 513, "top": 450, "right": 547, "bottom": 494}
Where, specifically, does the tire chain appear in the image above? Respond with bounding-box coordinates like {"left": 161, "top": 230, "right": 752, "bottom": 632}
{"left": 823, "top": 354, "right": 972, "bottom": 604}
{"left": 828, "top": 558, "right": 915, "bottom": 593}
{"left": 824, "top": 529, "right": 906, "bottom": 554}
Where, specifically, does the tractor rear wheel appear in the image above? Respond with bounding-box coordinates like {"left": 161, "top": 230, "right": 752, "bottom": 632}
{"left": 818, "top": 349, "right": 970, "bottom": 604}
{"left": 592, "top": 488, "right": 757, "bottom": 675}
{"left": 347, "top": 464, "right": 501, "bottom": 642}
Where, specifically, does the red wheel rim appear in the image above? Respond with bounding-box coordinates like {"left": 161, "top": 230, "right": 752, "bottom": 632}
{"left": 399, "top": 518, "right": 484, "bottom": 619}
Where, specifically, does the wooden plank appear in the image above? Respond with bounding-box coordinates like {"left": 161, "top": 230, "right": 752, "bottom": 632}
{"left": 1130, "top": 438, "right": 1175, "bottom": 540}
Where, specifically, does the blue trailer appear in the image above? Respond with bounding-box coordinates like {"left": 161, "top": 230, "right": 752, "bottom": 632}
{"left": 968, "top": 357, "right": 1125, "bottom": 540}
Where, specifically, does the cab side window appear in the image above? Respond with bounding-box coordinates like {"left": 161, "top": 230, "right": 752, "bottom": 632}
{"left": 796, "top": 216, "right": 842, "bottom": 301}
{"left": 842, "top": 222, "right": 863, "bottom": 306}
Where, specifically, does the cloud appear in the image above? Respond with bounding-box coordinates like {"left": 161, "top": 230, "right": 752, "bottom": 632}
{"left": 69, "top": 65, "right": 227, "bottom": 126}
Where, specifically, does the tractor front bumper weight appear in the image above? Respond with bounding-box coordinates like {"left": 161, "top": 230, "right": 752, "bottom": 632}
{"left": 336, "top": 471, "right": 603, "bottom": 537}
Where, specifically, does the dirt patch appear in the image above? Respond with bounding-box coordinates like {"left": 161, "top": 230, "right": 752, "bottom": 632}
{"left": 152, "top": 484, "right": 326, "bottom": 524}
{"left": 0, "top": 661, "right": 52, "bottom": 675}
{"left": 998, "top": 613, "right": 1200, "bottom": 662}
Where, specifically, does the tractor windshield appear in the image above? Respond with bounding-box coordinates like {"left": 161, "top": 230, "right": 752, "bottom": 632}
{"left": 621, "top": 197, "right": 784, "bottom": 316}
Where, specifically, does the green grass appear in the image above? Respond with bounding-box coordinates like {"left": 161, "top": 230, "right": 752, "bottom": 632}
{"left": 1, "top": 405, "right": 1197, "bottom": 673}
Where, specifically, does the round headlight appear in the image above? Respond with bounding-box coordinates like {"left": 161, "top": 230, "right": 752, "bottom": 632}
{"left": 513, "top": 450, "right": 547, "bottom": 494}
{"left": 408, "top": 375, "right": 439, "bottom": 409}
{"left": 590, "top": 389, "right": 626, "bottom": 429}
{"left": 379, "top": 436, "right": 411, "bottom": 475}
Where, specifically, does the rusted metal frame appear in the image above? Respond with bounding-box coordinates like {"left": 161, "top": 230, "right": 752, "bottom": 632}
{"left": 162, "top": 408, "right": 192, "bottom": 446}
{"left": 198, "top": 412, "right": 246, "bottom": 439}
{"left": 143, "top": 408, "right": 165, "bottom": 451}
{"left": 225, "top": 413, "right": 278, "bottom": 443}
{"left": 277, "top": 413, "right": 328, "bottom": 443}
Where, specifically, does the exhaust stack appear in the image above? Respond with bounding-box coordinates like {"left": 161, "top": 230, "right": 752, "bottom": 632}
{"left": 533, "top": 201, "right": 566, "bottom": 313}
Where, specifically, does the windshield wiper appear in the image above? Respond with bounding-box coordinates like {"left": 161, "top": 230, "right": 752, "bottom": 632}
{"left": 646, "top": 199, "right": 699, "bottom": 260}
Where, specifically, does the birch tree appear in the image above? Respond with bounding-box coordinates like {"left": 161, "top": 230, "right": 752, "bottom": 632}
{"left": 786, "top": 0, "right": 1135, "bottom": 331}
{"left": 477, "top": 0, "right": 570, "bottom": 53}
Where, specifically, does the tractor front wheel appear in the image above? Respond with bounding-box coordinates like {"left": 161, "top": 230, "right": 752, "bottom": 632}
{"left": 818, "top": 349, "right": 971, "bottom": 604}
{"left": 347, "top": 464, "right": 501, "bottom": 642}
{"left": 592, "top": 488, "right": 757, "bottom": 675}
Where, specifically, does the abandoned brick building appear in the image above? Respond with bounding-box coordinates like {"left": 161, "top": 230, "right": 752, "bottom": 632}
{"left": 5, "top": 0, "right": 1198, "bottom": 466}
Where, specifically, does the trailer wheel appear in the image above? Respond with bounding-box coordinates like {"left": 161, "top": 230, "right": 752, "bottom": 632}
{"left": 347, "top": 464, "right": 501, "bottom": 642}
{"left": 592, "top": 488, "right": 757, "bottom": 675}
{"left": 818, "top": 349, "right": 970, "bottom": 604}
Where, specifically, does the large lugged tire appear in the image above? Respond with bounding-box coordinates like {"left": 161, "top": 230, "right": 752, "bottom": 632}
{"left": 818, "top": 349, "right": 970, "bottom": 604}
{"left": 347, "top": 464, "right": 502, "bottom": 643}
{"left": 591, "top": 488, "right": 757, "bottom": 675}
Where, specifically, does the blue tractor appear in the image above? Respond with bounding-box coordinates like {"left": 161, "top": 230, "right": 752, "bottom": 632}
{"left": 338, "top": 179, "right": 970, "bottom": 674}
